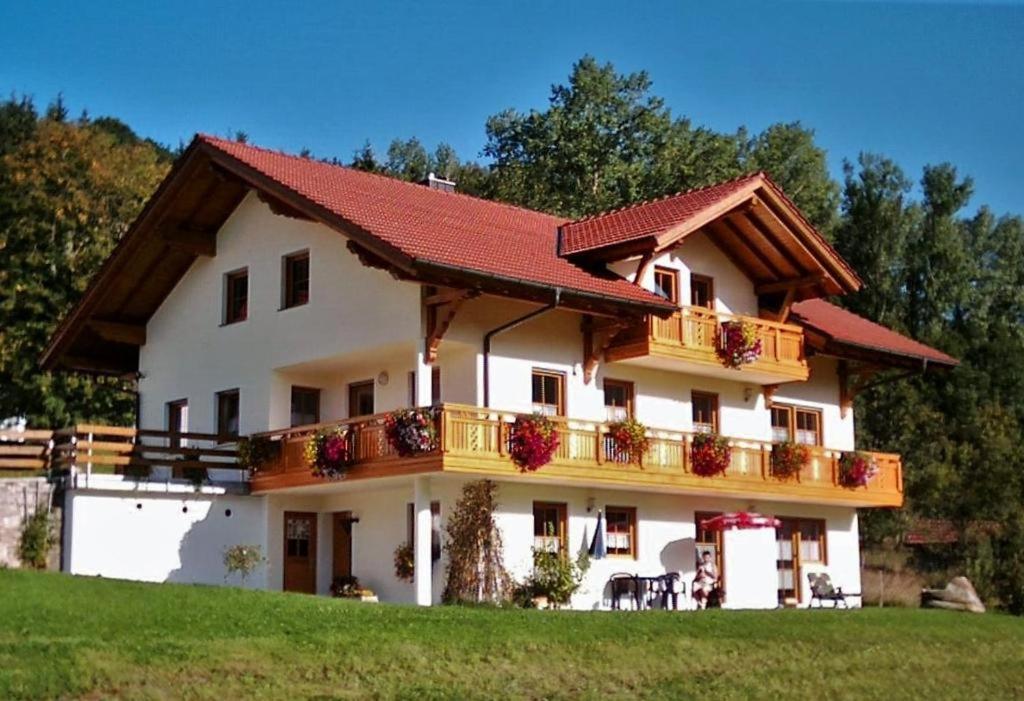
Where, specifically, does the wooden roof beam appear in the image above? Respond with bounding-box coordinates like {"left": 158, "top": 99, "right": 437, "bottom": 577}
{"left": 162, "top": 224, "right": 217, "bottom": 257}
{"left": 88, "top": 320, "right": 146, "bottom": 346}
{"left": 755, "top": 274, "right": 826, "bottom": 295}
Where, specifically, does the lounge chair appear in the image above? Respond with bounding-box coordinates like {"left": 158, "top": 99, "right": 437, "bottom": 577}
{"left": 807, "top": 572, "right": 852, "bottom": 608}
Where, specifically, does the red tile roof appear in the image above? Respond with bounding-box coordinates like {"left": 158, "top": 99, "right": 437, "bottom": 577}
{"left": 790, "top": 299, "right": 958, "bottom": 367}
{"left": 560, "top": 173, "right": 762, "bottom": 255}
{"left": 199, "top": 135, "right": 673, "bottom": 311}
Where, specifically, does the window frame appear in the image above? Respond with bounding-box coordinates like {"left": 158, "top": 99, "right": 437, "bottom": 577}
{"left": 691, "top": 391, "right": 720, "bottom": 434}
{"left": 281, "top": 250, "right": 310, "bottom": 310}
{"left": 167, "top": 399, "right": 188, "bottom": 448}
{"left": 531, "top": 369, "right": 566, "bottom": 417}
{"left": 216, "top": 389, "right": 240, "bottom": 440}
{"left": 603, "top": 378, "right": 635, "bottom": 422}
{"left": 347, "top": 380, "right": 375, "bottom": 418}
{"left": 532, "top": 501, "right": 568, "bottom": 555}
{"left": 770, "top": 403, "right": 823, "bottom": 446}
{"left": 289, "top": 386, "right": 321, "bottom": 428}
{"left": 689, "top": 273, "right": 715, "bottom": 310}
{"left": 653, "top": 266, "right": 680, "bottom": 305}
{"left": 223, "top": 268, "right": 249, "bottom": 325}
{"left": 604, "top": 506, "right": 638, "bottom": 559}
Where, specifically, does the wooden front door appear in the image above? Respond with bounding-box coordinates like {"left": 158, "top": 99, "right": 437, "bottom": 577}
{"left": 776, "top": 519, "right": 798, "bottom": 604}
{"left": 283, "top": 511, "right": 317, "bottom": 594}
{"left": 332, "top": 512, "right": 354, "bottom": 580}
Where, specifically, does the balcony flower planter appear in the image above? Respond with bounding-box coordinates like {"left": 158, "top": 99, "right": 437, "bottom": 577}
{"left": 509, "top": 413, "right": 560, "bottom": 472}
{"left": 771, "top": 441, "right": 810, "bottom": 480}
{"left": 839, "top": 451, "right": 879, "bottom": 488}
{"left": 690, "top": 432, "right": 731, "bottom": 477}
{"left": 608, "top": 417, "right": 650, "bottom": 465}
{"left": 717, "top": 320, "right": 763, "bottom": 369}
{"left": 384, "top": 407, "right": 439, "bottom": 457}
{"left": 305, "top": 426, "right": 355, "bottom": 479}
{"left": 237, "top": 435, "right": 279, "bottom": 473}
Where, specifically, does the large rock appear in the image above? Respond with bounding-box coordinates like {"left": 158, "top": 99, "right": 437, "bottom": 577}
{"left": 921, "top": 576, "right": 986, "bottom": 613}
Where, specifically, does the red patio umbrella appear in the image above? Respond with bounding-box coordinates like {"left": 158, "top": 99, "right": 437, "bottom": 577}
{"left": 699, "top": 512, "right": 781, "bottom": 531}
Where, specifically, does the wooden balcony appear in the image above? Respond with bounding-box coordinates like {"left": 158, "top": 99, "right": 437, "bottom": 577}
{"left": 606, "top": 306, "right": 809, "bottom": 383}
{"left": 251, "top": 404, "right": 902, "bottom": 507}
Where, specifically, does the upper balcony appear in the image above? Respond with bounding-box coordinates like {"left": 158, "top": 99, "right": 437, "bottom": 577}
{"left": 250, "top": 404, "right": 902, "bottom": 508}
{"left": 606, "top": 306, "right": 808, "bottom": 384}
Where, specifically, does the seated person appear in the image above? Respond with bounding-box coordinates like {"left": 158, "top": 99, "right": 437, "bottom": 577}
{"left": 692, "top": 550, "right": 719, "bottom": 609}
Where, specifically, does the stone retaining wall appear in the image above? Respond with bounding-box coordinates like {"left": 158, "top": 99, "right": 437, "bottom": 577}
{"left": 0, "top": 478, "right": 61, "bottom": 569}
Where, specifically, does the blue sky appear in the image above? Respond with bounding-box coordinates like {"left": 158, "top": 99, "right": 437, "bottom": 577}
{"left": 1, "top": 1, "right": 1022, "bottom": 215}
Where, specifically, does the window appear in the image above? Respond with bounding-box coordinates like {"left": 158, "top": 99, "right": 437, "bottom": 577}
{"left": 799, "top": 519, "right": 827, "bottom": 563}
{"left": 653, "top": 266, "right": 679, "bottom": 304}
{"left": 605, "top": 506, "right": 637, "bottom": 558}
{"left": 348, "top": 380, "right": 375, "bottom": 418}
{"left": 216, "top": 389, "right": 240, "bottom": 439}
{"left": 285, "top": 515, "right": 311, "bottom": 558}
{"left": 406, "top": 366, "right": 442, "bottom": 405}
{"left": 690, "top": 274, "right": 714, "bottom": 310}
{"left": 290, "top": 386, "right": 321, "bottom": 427}
{"left": 406, "top": 501, "right": 442, "bottom": 562}
{"left": 691, "top": 391, "right": 719, "bottom": 433}
{"left": 533, "top": 502, "right": 567, "bottom": 554}
{"left": 770, "top": 404, "right": 823, "bottom": 446}
{"left": 167, "top": 399, "right": 188, "bottom": 448}
{"left": 282, "top": 250, "right": 310, "bottom": 309}
{"left": 603, "top": 379, "right": 634, "bottom": 422}
{"left": 223, "top": 269, "right": 248, "bottom": 324}
{"left": 531, "top": 369, "right": 565, "bottom": 416}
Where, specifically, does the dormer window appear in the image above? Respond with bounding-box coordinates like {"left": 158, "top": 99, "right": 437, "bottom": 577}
{"left": 223, "top": 269, "right": 248, "bottom": 324}
{"left": 654, "top": 267, "right": 679, "bottom": 305}
{"left": 690, "top": 274, "right": 714, "bottom": 310}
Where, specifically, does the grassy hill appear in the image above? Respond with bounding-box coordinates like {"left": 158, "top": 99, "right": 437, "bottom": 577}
{"left": 0, "top": 570, "right": 1021, "bottom": 700}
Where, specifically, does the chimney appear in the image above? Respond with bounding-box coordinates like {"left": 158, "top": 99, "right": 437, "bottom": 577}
{"left": 422, "top": 172, "right": 456, "bottom": 193}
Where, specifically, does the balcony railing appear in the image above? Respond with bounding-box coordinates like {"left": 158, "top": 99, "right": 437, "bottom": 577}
{"left": 606, "top": 306, "right": 808, "bottom": 380}
{"left": 251, "top": 404, "right": 902, "bottom": 506}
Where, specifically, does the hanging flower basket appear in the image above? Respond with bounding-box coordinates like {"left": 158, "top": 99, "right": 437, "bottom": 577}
{"left": 771, "top": 441, "right": 810, "bottom": 480}
{"left": 717, "top": 320, "right": 762, "bottom": 368}
{"left": 509, "top": 413, "right": 560, "bottom": 472}
{"left": 384, "top": 408, "right": 439, "bottom": 457}
{"left": 394, "top": 541, "right": 414, "bottom": 582}
{"left": 305, "top": 426, "right": 356, "bottom": 479}
{"left": 608, "top": 417, "right": 650, "bottom": 465}
{"left": 690, "top": 432, "right": 731, "bottom": 477}
{"left": 838, "top": 451, "right": 879, "bottom": 488}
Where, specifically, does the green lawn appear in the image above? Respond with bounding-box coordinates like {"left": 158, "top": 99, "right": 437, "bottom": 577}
{"left": 0, "top": 570, "right": 1021, "bottom": 700}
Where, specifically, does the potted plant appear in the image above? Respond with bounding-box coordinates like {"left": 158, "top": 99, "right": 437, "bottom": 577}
{"left": 771, "top": 441, "right": 810, "bottom": 480}
{"left": 330, "top": 575, "right": 377, "bottom": 602}
{"left": 394, "top": 541, "right": 414, "bottom": 582}
{"left": 384, "top": 408, "right": 439, "bottom": 457}
{"left": 838, "top": 451, "right": 879, "bottom": 488}
{"left": 523, "top": 546, "right": 590, "bottom": 609}
{"left": 717, "top": 320, "right": 763, "bottom": 368}
{"left": 608, "top": 417, "right": 650, "bottom": 465}
{"left": 509, "top": 413, "right": 560, "bottom": 472}
{"left": 305, "top": 426, "right": 355, "bottom": 478}
{"left": 690, "top": 432, "right": 731, "bottom": 477}
{"left": 237, "top": 435, "right": 279, "bottom": 473}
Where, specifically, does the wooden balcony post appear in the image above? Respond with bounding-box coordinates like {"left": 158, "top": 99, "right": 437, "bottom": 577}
{"left": 774, "top": 328, "right": 782, "bottom": 362}
{"left": 596, "top": 426, "right": 605, "bottom": 465}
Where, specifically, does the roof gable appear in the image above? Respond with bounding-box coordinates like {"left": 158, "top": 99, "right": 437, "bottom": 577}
{"left": 560, "top": 172, "right": 861, "bottom": 300}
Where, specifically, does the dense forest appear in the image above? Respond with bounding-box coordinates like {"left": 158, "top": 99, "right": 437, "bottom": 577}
{"left": 1, "top": 57, "right": 1021, "bottom": 610}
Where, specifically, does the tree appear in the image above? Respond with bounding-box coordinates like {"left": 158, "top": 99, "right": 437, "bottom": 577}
{"left": 0, "top": 97, "right": 170, "bottom": 426}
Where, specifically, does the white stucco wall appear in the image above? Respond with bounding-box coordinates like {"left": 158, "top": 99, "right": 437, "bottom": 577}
{"left": 138, "top": 192, "right": 421, "bottom": 436}
{"left": 63, "top": 488, "right": 267, "bottom": 587}
{"left": 61, "top": 475, "right": 862, "bottom": 609}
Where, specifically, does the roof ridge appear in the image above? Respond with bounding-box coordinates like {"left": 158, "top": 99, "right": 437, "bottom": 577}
{"left": 565, "top": 171, "right": 765, "bottom": 227}
{"left": 196, "top": 133, "right": 569, "bottom": 226}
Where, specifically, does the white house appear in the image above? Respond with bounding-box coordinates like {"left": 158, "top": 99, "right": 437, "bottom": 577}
{"left": 41, "top": 135, "right": 957, "bottom": 609}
